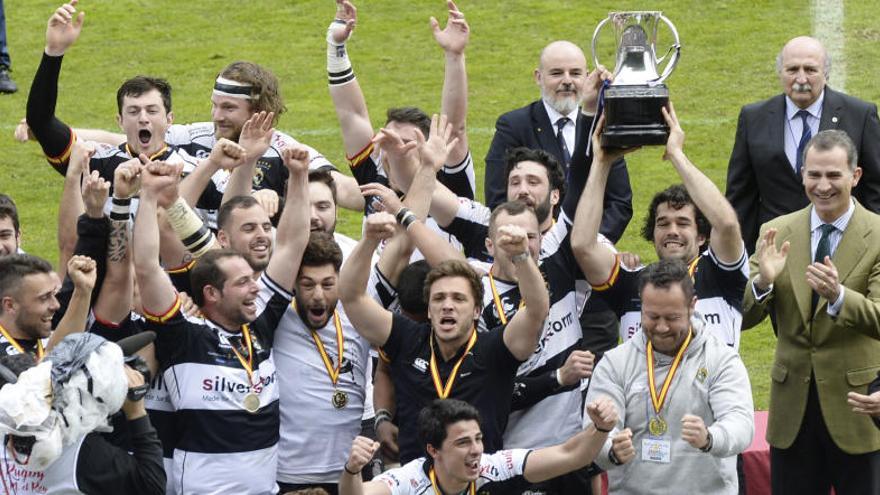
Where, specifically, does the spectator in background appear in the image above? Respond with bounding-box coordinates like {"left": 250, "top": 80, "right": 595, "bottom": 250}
{"left": 0, "top": 0, "right": 16, "bottom": 94}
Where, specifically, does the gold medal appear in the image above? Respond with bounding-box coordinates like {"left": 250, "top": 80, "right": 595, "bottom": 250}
{"left": 243, "top": 392, "right": 260, "bottom": 414}
{"left": 648, "top": 416, "right": 668, "bottom": 436}
{"left": 332, "top": 390, "right": 348, "bottom": 409}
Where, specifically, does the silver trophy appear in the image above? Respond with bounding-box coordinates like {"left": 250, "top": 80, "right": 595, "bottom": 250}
{"left": 591, "top": 12, "right": 680, "bottom": 147}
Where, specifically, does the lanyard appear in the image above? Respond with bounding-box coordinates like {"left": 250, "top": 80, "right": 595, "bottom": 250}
{"left": 0, "top": 322, "right": 43, "bottom": 361}
{"left": 646, "top": 328, "right": 692, "bottom": 415}
{"left": 429, "top": 329, "right": 477, "bottom": 399}
{"left": 227, "top": 324, "right": 256, "bottom": 387}
{"left": 487, "top": 269, "right": 523, "bottom": 326}
{"left": 429, "top": 466, "right": 476, "bottom": 495}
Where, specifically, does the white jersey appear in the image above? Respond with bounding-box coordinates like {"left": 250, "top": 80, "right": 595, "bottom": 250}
{"left": 0, "top": 435, "right": 86, "bottom": 494}
{"left": 274, "top": 301, "right": 372, "bottom": 484}
{"left": 373, "top": 449, "right": 530, "bottom": 494}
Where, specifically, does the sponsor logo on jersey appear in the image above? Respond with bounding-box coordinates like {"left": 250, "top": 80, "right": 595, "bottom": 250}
{"left": 412, "top": 358, "right": 428, "bottom": 373}
{"left": 201, "top": 370, "right": 277, "bottom": 394}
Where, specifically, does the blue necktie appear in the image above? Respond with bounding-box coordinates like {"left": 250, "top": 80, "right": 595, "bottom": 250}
{"left": 556, "top": 117, "right": 571, "bottom": 167}
{"left": 795, "top": 110, "right": 812, "bottom": 175}
{"left": 811, "top": 223, "right": 836, "bottom": 310}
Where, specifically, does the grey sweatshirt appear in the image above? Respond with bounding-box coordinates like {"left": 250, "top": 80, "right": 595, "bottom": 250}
{"left": 585, "top": 315, "right": 754, "bottom": 494}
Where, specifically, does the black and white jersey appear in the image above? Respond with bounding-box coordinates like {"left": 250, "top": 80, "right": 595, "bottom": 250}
{"left": 165, "top": 123, "right": 337, "bottom": 229}
{"left": 592, "top": 246, "right": 749, "bottom": 350}
{"left": 0, "top": 335, "right": 45, "bottom": 360}
{"left": 383, "top": 314, "right": 522, "bottom": 463}
{"left": 348, "top": 143, "right": 476, "bottom": 204}
{"left": 143, "top": 274, "right": 291, "bottom": 495}
{"left": 273, "top": 302, "right": 372, "bottom": 484}
{"left": 373, "top": 449, "right": 530, "bottom": 495}
{"left": 474, "top": 215, "right": 589, "bottom": 450}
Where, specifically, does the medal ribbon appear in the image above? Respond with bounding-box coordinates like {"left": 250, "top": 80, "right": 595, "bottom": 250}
{"left": 294, "top": 301, "right": 346, "bottom": 386}
{"left": 429, "top": 329, "right": 477, "bottom": 399}
{"left": 0, "top": 322, "right": 44, "bottom": 361}
{"left": 646, "top": 328, "right": 693, "bottom": 415}
{"left": 487, "top": 269, "right": 524, "bottom": 326}
{"left": 228, "top": 324, "right": 256, "bottom": 387}
{"left": 429, "top": 466, "right": 476, "bottom": 495}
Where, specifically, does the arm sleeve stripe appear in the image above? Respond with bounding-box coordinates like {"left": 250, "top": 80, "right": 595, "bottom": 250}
{"left": 347, "top": 142, "right": 374, "bottom": 169}
{"left": 166, "top": 259, "right": 196, "bottom": 274}
{"left": 591, "top": 255, "right": 621, "bottom": 292}
{"left": 143, "top": 295, "right": 182, "bottom": 323}
{"left": 260, "top": 273, "right": 293, "bottom": 301}
{"left": 45, "top": 129, "right": 77, "bottom": 164}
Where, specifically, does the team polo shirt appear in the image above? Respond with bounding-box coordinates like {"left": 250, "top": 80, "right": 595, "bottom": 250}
{"left": 165, "top": 123, "right": 337, "bottom": 228}
{"left": 374, "top": 449, "right": 531, "bottom": 495}
{"left": 143, "top": 274, "right": 291, "bottom": 495}
{"left": 274, "top": 301, "right": 372, "bottom": 484}
{"left": 592, "top": 245, "right": 749, "bottom": 350}
{"left": 383, "top": 314, "right": 522, "bottom": 463}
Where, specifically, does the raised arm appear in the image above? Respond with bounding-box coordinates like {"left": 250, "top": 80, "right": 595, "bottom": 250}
{"left": 49, "top": 255, "right": 97, "bottom": 351}
{"left": 340, "top": 437, "right": 389, "bottom": 495}
{"left": 339, "top": 213, "right": 396, "bottom": 347}
{"left": 57, "top": 141, "right": 93, "bottom": 273}
{"left": 522, "top": 397, "right": 616, "bottom": 483}
{"left": 327, "top": 0, "right": 374, "bottom": 158}
{"left": 133, "top": 161, "right": 184, "bottom": 316}
{"left": 93, "top": 161, "right": 141, "bottom": 324}
{"left": 497, "top": 226, "right": 550, "bottom": 361}
{"left": 432, "top": 0, "right": 469, "bottom": 166}
{"left": 263, "top": 147, "right": 311, "bottom": 292}
{"left": 26, "top": 1, "right": 85, "bottom": 176}
{"left": 663, "top": 104, "right": 743, "bottom": 264}
{"left": 570, "top": 117, "right": 634, "bottom": 285}
{"left": 183, "top": 136, "right": 248, "bottom": 206}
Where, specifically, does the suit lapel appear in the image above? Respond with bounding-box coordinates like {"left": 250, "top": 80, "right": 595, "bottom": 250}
{"left": 531, "top": 102, "right": 562, "bottom": 158}
{"left": 819, "top": 87, "right": 844, "bottom": 130}
{"left": 833, "top": 203, "right": 870, "bottom": 286}
{"left": 784, "top": 208, "right": 814, "bottom": 326}
{"left": 768, "top": 95, "right": 797, "bottom": 177}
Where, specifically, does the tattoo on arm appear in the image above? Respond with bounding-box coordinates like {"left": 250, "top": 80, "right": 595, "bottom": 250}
{"left": 107, "top": 220, "right": 130, "bottom": 263}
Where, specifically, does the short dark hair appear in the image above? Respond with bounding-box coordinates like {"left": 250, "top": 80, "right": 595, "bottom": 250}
{"left": 0, "top": 194, "right": 20, "bottom": 233}
{"left": 0, "top": 255, "right": 54, "bottom": 309}
{"left": 488, "top": 201, "right": 537, "bottom": 238}
{"left": 804, "top": 129, "right": 858, "bottom": 172}
{"left": 189, "top": 249, "right": 243, "bottom": 307}
{"left": 642, "top": 184, "right": 711, "bottom": 246}
{"left": 637, "top": 259, "right": 695, "bottom": 302}
{"left": 418, "top": 399, "right": 481, "bottom": 455}
{"left": 503, "top": 147, "right": 566, "bottom": 197}
{"left": 397, "top": 260, "right": 431, "bottom": 317}
{"left": 300, "top": 232, "right": 343, "bottom": 273}
{"left": 386, "top": 107, "right": 431, "bottom": 139}
{"left": 219, "top": 61, "right": 287, "bottom": 123}
{"left": 308, "top": 170, "right": 338, "bottom": 204}
{"left": 116, "top": 76, "right": 172, "bottom": 114}
{"left": 423, "top": 260, "right": 484, "bottom": 308}
{"left": 217, "top": 195, "right": 261, "bottom": 231}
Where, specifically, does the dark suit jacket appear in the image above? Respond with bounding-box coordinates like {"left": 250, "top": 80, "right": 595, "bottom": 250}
{"left": 726, "top": 87, "right": 880, "bottom": 254}
{"left": 484, "top": 100, "right": 633, "bottom": 243}
{"left": 742, "top": 202, "right": 880, "bottom": 454}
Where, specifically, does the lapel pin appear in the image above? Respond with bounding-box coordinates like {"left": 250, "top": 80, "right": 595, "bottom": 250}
{"left": 832, "top": 116, "right": 839, "bottom": 123}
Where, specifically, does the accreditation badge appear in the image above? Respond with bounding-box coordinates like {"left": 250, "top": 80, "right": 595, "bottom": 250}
{"left": 641, "top": 437, "right": 671, "bottom": 463}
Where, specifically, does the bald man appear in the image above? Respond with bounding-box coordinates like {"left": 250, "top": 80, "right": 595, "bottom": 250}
{"left": 726, "top": 36, "right": 880, "bottom": 254}
{"left": 484, "top": 40, "right": 632, "bottom": 244}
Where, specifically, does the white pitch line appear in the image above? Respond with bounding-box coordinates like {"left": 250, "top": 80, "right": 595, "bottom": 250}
{"left": 813, "top": 0, "right": 846, "bottom": 93}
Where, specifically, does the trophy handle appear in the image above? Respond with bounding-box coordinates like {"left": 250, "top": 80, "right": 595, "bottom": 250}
{"left": 591, "top": 17, "right": 611, "bottom": 71}
{"left": 653, "top": 14, "right": 681, "bottom": 84}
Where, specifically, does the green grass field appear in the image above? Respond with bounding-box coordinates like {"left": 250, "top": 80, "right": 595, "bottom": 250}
{"left": 2, "top": 1, "right": 868, "bottom": 409}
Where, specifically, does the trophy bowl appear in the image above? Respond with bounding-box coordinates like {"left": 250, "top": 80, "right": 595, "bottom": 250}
{"left": 592, "top": 12, "right": 681, "bottom": 148}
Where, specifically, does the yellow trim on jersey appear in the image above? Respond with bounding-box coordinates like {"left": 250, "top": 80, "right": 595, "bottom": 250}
{"left": 347, "top": 142, "right": 374, "bottom": 168}
{"left": 591, "top": 255, "right": 622, "bottom": 291}
{"left": 46, "top": 130, "right": 78, "bottom": 165}
{"left": 143, "top": 296, "right": 182, "bottom": 323}
{"left": 166, "top": 259, "right": 196, "bottom": 274}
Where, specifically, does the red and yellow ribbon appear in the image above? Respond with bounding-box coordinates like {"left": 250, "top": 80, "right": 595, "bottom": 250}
{"left": 487, "top": 269, "right": 524, "bottom": 326}
{"left": 228, "top": 324, "right": 256, "bottom": 387}
{"left": 646, "top": 328, "right": 693, "bottom": 415}
{"left": 0, "top": 322, "right": 44, "bottom": 361}
{"left": 294, "top": 301, "right": 346, "bottom": 386}
{"left": 429, "top": 329, "right": 477, "bottom": 399}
